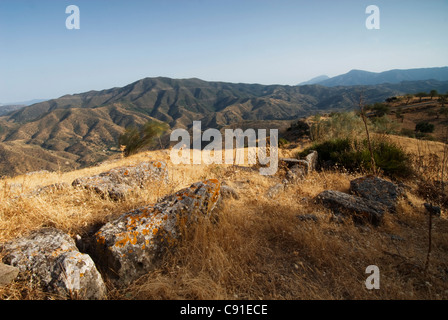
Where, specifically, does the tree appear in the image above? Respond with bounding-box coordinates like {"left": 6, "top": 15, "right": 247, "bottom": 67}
{"left": 367, "top": 102, "right": 390, "bottom": 117}
{"left": 119, "top": 121, "right": 169, "bottom": 157}
{"left": 415, "top": 122, "right": 435, "bottom": 134}
{"left": 415, "top": 92, "right": 427, "bottom": 103}
{"left": 430, "top": 90, "right": 438, "bottom": 100}
{"left": 385, "top": 96, "right": 398, "bottom": 103}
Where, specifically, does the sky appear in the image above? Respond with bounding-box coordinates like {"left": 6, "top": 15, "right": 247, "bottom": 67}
{"left": 0, "top": 0, "right": 447, "bottom": 103}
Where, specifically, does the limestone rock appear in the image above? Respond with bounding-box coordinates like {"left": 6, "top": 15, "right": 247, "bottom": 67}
{"left": 280, "top": 158, "right": 309, "bottom": 173}
{"left": 316, "top": 190, "right": 385, "bottom": 226}
{"left": 91, "top": 179, "right": 221, "bottom": 287}
{"left": 1, "top": 228, "right": 106, "bottom": 299}
{"left": 305, "top": 151, "right": 318, "bottom": 172}
{"left": 72, "top": 161, "right": 168, "bottom": 200}
{"left": 0, "top": 263, "right": 19, "bottom": 286}
{"left": 281, "top": 150, "right": 318, "bottom": 178}
{"left": 350, "top": 176, "right": 400, "bottom": 212}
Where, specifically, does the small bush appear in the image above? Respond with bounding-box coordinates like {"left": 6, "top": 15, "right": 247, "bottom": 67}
{"left": 288, "top": 120, "right": 310, "bottom": 134}
{"left": 309, "top": 112, "right": 365, "bottom": 142}
{"left": 370, "top": 115, "right": 400, "bottom": 134}
{"left": 367, "top": 103, "right": 390, "bottom": 117}
{"left": 118, "top": 121, "right": 169, "bottom": 157}
{"left": 415, "top": 122, "right": 435, "bottom": 133}
{"left": 371, "top": 139, "right": 412, "bottom": 176}
{"left": 300, "top": 138, "right": 412, "bottom": 177}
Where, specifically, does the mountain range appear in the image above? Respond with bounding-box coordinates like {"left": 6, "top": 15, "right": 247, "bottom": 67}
{"left": 1, "top": 68, "right": 448, "bottom": 177}
{"left": 303, "top": 67, "right": 448, "bottom": 87}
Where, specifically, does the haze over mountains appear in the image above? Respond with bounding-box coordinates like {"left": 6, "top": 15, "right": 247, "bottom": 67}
{"left": 1, "top": 67, "right": 448, "bottom": 177}
{"left": 302, "top": 67, "right": 448, "bottom": 87}
{"left": 298, "top": 75, "right": 330, "bottom": 86}
{"left": 0, "top": 99, "right": 49, "bottom": 116}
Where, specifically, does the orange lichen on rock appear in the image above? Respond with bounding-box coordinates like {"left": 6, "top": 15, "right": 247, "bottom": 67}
{"left": 93, "top": 179, "right": 222, "bottom": 287}
{"left": 154, "top": 162, "right": 162, "bottom": 168}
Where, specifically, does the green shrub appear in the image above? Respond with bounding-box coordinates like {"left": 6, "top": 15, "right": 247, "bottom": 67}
{"left": 309, "top": 112, "right": 365, "bottom": 142}
{"left": 367, "top": 103, "right": 390, "bottom": 117}
{"left": 300, "top": 137, "right": 411, "bottom": 177}
{"left": 370, "top": 139, "right": 412, "bottom": 176}
{"left": 415, "top": 122, "right": 435, "bottom": 133}
{"left": 287, "top": 120, "right": 310, "bottom": 136}
{"left": 370, "top": 115, "right": 400, "bottom": 134}
{"left": 119, "top": 121, "right": 169, "bottom": 157}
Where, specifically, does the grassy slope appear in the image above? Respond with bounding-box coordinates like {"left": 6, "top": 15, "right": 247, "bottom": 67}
{"left": 386, "top": 96, "right": 448, "bottom": 142}
{"left": 0, "top": 137, "right": 447, "bottom": 300}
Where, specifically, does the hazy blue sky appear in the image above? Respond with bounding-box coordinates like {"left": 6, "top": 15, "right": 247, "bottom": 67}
{"left": 1, "top": 0, "right": 447, "bottom": 102}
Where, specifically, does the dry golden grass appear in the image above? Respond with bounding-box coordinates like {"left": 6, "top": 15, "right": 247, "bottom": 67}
{"left": 1, "top": 141, "right": 448, "bottom": 300}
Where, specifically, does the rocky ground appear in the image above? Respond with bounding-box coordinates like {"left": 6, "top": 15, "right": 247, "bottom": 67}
{"left": 0, "top": 143, "right": 447, "bottom": 300}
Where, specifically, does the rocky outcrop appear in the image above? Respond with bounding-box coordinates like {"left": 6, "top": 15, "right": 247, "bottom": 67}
{"left": 316, "top": 190, "right": 385, "bottom": 226}
{"left": 1, "top": 228, "right": 106, "bottom": 299}
{"left": 90, "top": 179, "right": 221, "bottom": 287}
{"left": 350, "top": 176, "right": 400, "bottom": 212}
{"left": 315, "top": 175, "right": 403, "bottom": 226}
{"left": 281, "top": 150, "right": 318, "bottom": 183}
{"left": 1, "top": 178, "right": 224, "bottom": 297}
{"left": 1, "top": 152, "right": 231, "bottom": 298}
{"left": 72, "top": 161, "right": 168, "bottom": 200}
{"left": 305, "top": 151, "right": 318, "bottom": 172}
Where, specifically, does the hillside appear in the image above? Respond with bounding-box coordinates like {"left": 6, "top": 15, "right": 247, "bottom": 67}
{"left": 1, "top": 77, "right": 448, "bottom": 177}
{"left": 0, "top": 105, "right": 26, "bottom": 117}
{"left": 0, "top": 133, "right": 447, "bottom": 300}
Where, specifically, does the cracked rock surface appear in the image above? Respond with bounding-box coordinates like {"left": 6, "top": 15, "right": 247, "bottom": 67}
{"left": 1, "top": 228, "right": 106, "bottom": 299}
{"left": 91, "top": 179, "right": 221, "bottom": 287}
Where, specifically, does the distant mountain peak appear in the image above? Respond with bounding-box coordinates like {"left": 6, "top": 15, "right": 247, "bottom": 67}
{"left": 347, "top": 69, "right": 372, "bottom": 74}
{"left": 317, "top": 67, "right": 448, "bottom": 87}
{"left": 298, "top": 75, "right": 330, "bottom": 86}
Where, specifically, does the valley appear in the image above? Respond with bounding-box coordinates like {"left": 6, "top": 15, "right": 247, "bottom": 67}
{"left": 1, "top": 76, "right": 448, "bottom": 177}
